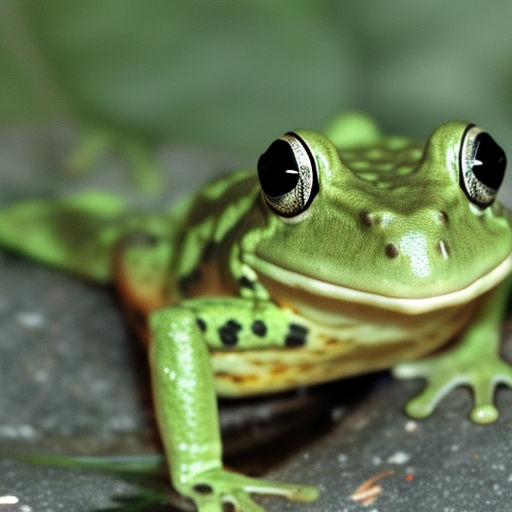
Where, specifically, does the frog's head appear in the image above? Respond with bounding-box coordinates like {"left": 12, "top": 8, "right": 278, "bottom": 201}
{"left": 246, "top": 121, "right": 512, "bottom": 313}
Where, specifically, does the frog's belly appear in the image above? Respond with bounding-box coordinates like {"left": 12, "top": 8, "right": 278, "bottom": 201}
{"left": 211, "top": 288, "right": 486, "bottom": 397}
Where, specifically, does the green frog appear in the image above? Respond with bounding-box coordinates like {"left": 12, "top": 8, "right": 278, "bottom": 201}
{"left": 1, "top": 113, "right": 511, "bottom": 511}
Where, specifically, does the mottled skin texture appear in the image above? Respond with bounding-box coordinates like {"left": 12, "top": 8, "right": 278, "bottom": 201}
{"left": 0, "top": 113, "right": 512, "bottom": 511}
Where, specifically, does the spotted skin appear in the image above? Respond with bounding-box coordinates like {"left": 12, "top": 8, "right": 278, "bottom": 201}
{"left": 251, "top": 320, "right": 267, "bottom": 337}
{"left": 218, "top": 320, "right": 242, "bottom": 346}
{"left": 179, "top": 298, "right": 309, "bottom": 351}
{"left": 285, "top": 324, "right": 309, "bottom": 347}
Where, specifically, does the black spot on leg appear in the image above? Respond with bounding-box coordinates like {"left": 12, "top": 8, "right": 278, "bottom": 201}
{"left": 239, "top": 276, "right": 255, "bottom": 290}
{"left": 285, "top": 323, "right": 308, "bottom": 347}
{"left": 193, "top": 483, "right": 213, "bottom": 495}
{"left": 251, "top": 320, "right": 267, "bottom": 337}
{"left": 196, "top": 318, "right": 207, "bottom": 332}
{"left": 219, "top": 320, "right": 242, "bottom": 346}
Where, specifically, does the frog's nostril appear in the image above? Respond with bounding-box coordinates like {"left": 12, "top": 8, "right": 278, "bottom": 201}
{"left": 439, "top": 211, "right": 449, "bottom": 224}
{"left": 360, "top": 210, "right": 375, "bottom": 227}
{"left": 436, "top": 240, "right": 450, "bottom": 259}
{"left": 385, "top": 242, "right": 400, "bottom": 258}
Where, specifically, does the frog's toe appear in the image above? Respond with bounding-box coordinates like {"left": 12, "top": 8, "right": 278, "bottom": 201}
{"left": 393, "top": 360, "right": 433, "bottom": 379}
{"left": 471, "top": 404, "right": 499, "bottom": 424}
{"left": 394, "top": 357, "right": 469, "bottom": 419}
{"left": 403, "top": 378, "right": 456, "bottom": 419}
{"left": 223, "top": 473, "right": 319, "bottom": 503}
{"left": 469, "top": 376, "right": 498, "bottom": 424}
{"left": 187, "top": 469, "right": 319, "bottom": 511}
{"left": 229, "top": 491, "right": 265, "bottom": 512}
{"left": 469, "top": 364, "right": 512, "bottom": 424}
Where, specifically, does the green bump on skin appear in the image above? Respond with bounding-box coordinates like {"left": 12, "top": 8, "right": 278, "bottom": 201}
{"left": 407, "top": 148, "right": 424, "bottom": 160}
{"left": 385, "top": 135, "right": 411, "bottom": 150}
{"left": 374, "top": 162, "right": 395, "bottom": 172}
{"left": 396, "top": 165, "right": 413, "bottom": 175}
{"left": 365, "top": 148, "right": 385, "bottom": 160}
{"left": 350, "top": 160, "right": 371, "bottom": 170}
{"left": 359, "top": 173, "right": 378, "bottom": 182}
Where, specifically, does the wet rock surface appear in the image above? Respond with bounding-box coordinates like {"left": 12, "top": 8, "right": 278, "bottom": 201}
{"left": 1, "top": 124, "right": 512, "bottom": 511}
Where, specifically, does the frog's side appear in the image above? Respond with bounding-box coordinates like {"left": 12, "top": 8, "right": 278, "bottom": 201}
{"left": 1, "top": 113, "right": 512, "bottom": 511}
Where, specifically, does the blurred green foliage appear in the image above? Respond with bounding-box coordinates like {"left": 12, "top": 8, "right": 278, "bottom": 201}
{"left": 1, "top": 0, "right": 512, "bottom": 154}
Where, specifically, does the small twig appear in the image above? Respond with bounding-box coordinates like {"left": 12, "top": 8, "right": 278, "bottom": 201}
{"left": 350, "top": 469, "right": 395, "bottom": 506}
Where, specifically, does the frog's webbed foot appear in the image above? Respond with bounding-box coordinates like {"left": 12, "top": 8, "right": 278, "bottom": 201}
{"left": 183, "top": 469, "right": 319, "bottom": 512}
{"left": 394, "top": 279, "right": 512, "bottom": 424}
{"left": 393, "top": 349, "right": 512, "bottom": 424}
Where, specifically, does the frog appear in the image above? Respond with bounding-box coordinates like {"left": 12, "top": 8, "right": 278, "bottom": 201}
{"left": 0, "top": 112, "right": 511, "bottom": 511}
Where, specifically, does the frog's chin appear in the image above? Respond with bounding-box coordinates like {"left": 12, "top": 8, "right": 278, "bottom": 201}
{"left": 244, "top": 253, "right": 512, "bottom": 315}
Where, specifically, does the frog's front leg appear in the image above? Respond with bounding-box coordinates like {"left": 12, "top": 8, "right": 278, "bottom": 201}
{"left": 394, "top": 277, "right": 512, "bottom": 424}
{"left": 149, "top": 298, "right": 319, "bottom": 512}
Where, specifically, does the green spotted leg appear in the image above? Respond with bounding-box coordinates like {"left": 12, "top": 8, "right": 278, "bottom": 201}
{"left": 149, "top": 298, "right": 319, "bottom": 512}
{"left": 394, "top": 276, "right": 512, "bottom": 424}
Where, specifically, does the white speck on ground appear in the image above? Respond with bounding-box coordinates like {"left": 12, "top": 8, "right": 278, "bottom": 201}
{"left": 404, "top": 420, "right": 418, "bottom": 433}
{"left": 0, "top": 496, "right": 19, "bottom": 505}
{"left": 0, "top": 424, "right": 38, "bottom": 440}
{"left": 16, "top": 311, "right": 46, "bottom": 329}
{"left": 387, "top": 451, "right": 411, "bottom": 465}
{"left": 33, "top": 368, "right": 50, "bottom": 383}
{"left": 337, "top": 453, "right": 348, "bottom": 465}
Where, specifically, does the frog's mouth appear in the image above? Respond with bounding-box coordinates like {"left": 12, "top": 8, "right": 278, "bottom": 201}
{"left": 243, "top": 253, "right": 512, "bottom": 315}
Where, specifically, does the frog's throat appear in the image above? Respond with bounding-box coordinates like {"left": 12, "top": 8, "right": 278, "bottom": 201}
{"left": 243, "top": 253, "right": 512, "bottom": 315}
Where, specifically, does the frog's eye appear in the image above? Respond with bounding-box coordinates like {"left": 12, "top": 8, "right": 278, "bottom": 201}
{"left": 459, "top": 125, "right": 507, "bottom": 208}
{"left": 257, "top": 132, "right": 318, "bottom": 217}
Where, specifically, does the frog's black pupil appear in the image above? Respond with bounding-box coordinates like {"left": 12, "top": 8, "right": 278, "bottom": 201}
{"left": 472, "top": 132, "right": 506, "bottom": 190}
{"left": 257, "top": 140, "right": 300, "bottom": 197}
